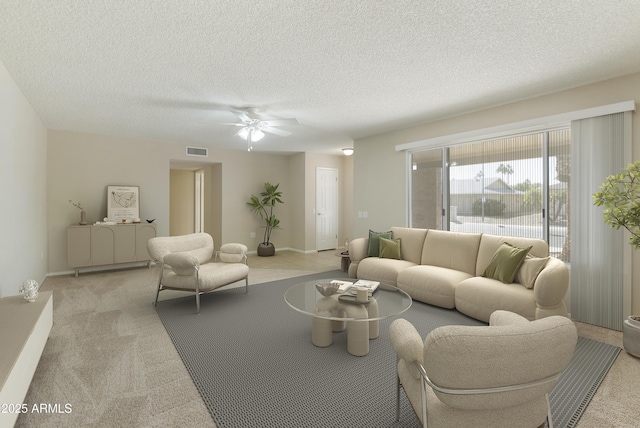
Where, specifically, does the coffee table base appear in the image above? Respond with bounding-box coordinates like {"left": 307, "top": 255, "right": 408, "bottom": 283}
{"left": 311, "top": 296, "right": 380, "bottom": 356}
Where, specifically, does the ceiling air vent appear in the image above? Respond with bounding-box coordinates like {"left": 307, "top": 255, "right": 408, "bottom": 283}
{"left": 186, "top": 146, "right": 208, "bottom": 157}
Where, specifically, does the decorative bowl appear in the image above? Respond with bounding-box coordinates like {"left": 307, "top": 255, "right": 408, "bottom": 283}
{"left": 315, "top": 281, "right": 339, "bottom": 297}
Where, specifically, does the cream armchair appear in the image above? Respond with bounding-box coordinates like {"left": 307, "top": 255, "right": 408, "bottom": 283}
{"left": 389, "top": 311, "right": 577, "bottom": 428}
{"left": 147, "top": 233, "right": 249, "bottom": 314}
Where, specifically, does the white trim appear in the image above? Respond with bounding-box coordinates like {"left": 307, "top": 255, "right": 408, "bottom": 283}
{"left": 396, "top": 100, "right": 636, "bottom": 152}
{"left": 623, "top": 110, "right": 633, "bottom": 320}
{"left": 405, "top": 152, "right": 412, "bottom": 227}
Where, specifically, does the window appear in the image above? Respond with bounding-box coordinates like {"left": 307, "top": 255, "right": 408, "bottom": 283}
{"left": 409, "top": 127, "right": 571, "bottom": 261}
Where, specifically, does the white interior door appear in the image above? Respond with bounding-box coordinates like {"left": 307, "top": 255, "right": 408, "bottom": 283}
{"left": 316, "top": 167, "right": 338, "bottom": 251}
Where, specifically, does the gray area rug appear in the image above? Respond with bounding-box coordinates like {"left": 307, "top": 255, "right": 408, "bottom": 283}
{"left": 155, "top": 271, "right": 620, "bottom": 428}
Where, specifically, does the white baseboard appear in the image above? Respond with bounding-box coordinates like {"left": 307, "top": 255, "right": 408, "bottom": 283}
{"left": 246, "top": 247, "right": 319, "bottom": 255}
{"left": 47, "top": 261, "right": 152, "bottom": 277}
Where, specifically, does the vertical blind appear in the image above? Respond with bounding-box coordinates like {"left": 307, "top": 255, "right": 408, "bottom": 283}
{"left": 570, "top": 112, "right": 628, "bottom": 331}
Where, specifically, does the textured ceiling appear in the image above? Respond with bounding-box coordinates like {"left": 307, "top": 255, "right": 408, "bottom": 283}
{"left": 2, "top": 1, "right": 640, "bottom": 154}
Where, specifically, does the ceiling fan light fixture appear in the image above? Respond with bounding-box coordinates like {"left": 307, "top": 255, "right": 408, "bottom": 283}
{"left": 238, "top": 127, "right": 265, "bottom": 142}
{"left": 251, "top": 129, "right": 265, "bottom": 141}
{"left": 342, "top": 148, "right": 354, "bottom": 156}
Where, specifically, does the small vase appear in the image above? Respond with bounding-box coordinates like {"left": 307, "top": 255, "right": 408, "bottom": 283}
{"left": 79, "top": 210, "right": 87, "bottom": 225}
{"left": 19, "top": 279, "right": 39, "bottom": 303}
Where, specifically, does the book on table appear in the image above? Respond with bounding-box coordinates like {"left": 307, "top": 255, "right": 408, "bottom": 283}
{"left": 330, "top": 280, "right": 353, "bottom": 293}
{"left": 330, "top": 279, "right": 380, "bottom": 294}
{"left": 352, "top": 279, "right": 380, "bottom": 294}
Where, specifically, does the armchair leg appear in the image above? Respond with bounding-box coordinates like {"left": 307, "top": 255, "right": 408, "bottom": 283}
{"left": 546, "top": 393, "right": 553, "bottom": 428}
{"left": 420, "top": 377, "right": 428, "bottom": 428}
{"left": 154, "top": 284, "right": 161, "bottom": 307}
{"left": 154, "top": 264, "right": 164, "bottom": 307}
{"left": 396, "top": 372, "right": 401, "bottom": 422}
{"left": 245, "top": 277, "right": 249, "bottom": 294}
{"left": 195, "top": 271, "right": 201, "bottom": 315}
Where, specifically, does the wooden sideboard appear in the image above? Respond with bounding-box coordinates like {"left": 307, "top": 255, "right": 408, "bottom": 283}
{"left": 67, "top": 223, "right": 157, "bottom": 276}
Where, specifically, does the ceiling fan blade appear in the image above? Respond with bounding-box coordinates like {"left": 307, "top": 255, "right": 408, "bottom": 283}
{"left": 218, "top": 122, "right": 245, "bottom": 126}
{"left": 229, "top": 109, "right": 252, "bottom": 123}
{"left": 261, "top": 126, "right": 292, "bottom": 137}
{"left": 261, "top": 118, "right": 299, "bottom": 127}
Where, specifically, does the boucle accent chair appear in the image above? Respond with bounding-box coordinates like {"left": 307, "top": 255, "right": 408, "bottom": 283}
{"left": 147, "top": 233, "right": 249, "bottom": 314}
{"left": 389, "top": 310, "right": 577, "bottom": 428}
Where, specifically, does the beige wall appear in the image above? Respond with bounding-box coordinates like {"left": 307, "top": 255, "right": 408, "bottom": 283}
{"left": 46, "top": 131, "right": 350, "bottom": 272}
{"left": 354, "top": 71, "right": 640, "bottom": 314}
{"left": 289, "top": 153, "right": 306, "bottom": 250}
{"left": 169, "top": 169, "right": 196, "bottom": 236}
{"left": 342, "top": 154, "right": 355, "bottom": 246}
{"left": 47, "top": 130, "right": 171, "bottom": 273}
{"left": 0, "top": 61, "right": 48, "bottom": 298}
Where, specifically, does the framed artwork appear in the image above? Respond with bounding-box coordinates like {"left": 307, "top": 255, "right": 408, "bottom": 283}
{"left": 107, "top": 185, "right": 140, "bottom": 223}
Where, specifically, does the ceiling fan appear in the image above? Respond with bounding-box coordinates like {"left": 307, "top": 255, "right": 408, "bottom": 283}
{"left": 220, "top": 108, "right": 299, "bottom": 151}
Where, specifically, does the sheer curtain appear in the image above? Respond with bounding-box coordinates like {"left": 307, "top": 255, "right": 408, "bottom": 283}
{"left": 570, "top": 112, "right": 631, "bottom": 330}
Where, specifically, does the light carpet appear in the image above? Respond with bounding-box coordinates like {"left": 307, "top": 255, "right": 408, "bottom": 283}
{"left": 156, "top": 271, "right": 620, "bottom": 428}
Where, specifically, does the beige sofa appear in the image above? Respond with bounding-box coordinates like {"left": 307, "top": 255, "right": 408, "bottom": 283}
{"left": 348, "top": 227, "right": 569, "bottom": 322}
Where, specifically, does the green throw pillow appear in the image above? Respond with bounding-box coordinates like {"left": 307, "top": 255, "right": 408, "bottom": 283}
{"left": 379, "top": 237, "right": 401, "bottom": 260}
{"left": 482, "top": 242, "right": 532, "bottom": 284}
{"left": 367, "top": 230, "right": 392, "bottom": 257}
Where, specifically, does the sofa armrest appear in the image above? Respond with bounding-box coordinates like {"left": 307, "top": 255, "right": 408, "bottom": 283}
{"left": 533, "top": 257, "right": 569, "bottom": 310}
{"left": 163, "top": 252, "right": 199, "bottom": 276}
{"left": 348, "top": 237, "right": 369, "bottom": 263}
{"left": 218, "top": 243, "right": 248, "bottom": 263}
{"left": 347, "top": 237, "right": 370, "bottom": 278}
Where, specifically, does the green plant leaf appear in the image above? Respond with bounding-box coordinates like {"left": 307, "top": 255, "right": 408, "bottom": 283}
{"left": 593, "top": 161, "right": 640, "bottom": 249}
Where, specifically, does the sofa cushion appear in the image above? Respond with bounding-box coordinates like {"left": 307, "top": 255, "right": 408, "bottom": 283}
{"left": 482, "top": 242, "right": 532, "bottom": 284}
{"left": 476, "top": 234, "right": 548, "bottom": 276}
{"left": 421, "top": 230, "right": 481, "bottom": 275}
{"left": 379, "top": 237, "right": 401, "bottom": 259}
{"left": 455, "top": 277, "right": 537, "bottom": 322}
{"left": 367, "top": 230, "right": 392, "bottom": 257}
{"left": 160, "top": 262, "right": 249, "bottom": 291}
{"left": 357, "top": 257, "right": 416, "bottom": 287}
{"left": 516, "top": 256, "right": 549, "bottom": 289}
{"left": 397, "top": 265, "right": 473, "bottom": 309}
{"left": 390, "top": 227, "right": 428, "bottom": 264}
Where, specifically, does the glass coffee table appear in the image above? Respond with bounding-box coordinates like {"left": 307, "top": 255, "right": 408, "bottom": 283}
{"left": 284, "top": 280, "right": 412, "bottom": 356}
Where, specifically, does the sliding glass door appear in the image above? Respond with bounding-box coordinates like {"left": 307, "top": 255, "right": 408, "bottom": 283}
{"left": 409, "top": 127, "right": 570, "bottom": 260}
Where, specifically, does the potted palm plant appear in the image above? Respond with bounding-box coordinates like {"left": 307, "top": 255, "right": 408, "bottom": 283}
{"left": 247, "top": 182, "right": 283, "bottom": 256}
{"left": 593, "top": 160, "right": 640, "bottom": 357}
